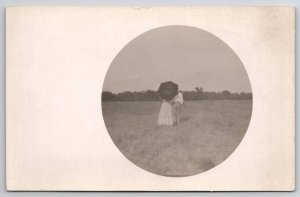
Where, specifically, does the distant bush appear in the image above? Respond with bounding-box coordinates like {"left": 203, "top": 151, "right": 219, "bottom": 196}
{"left": 102, "top": 91, "right": 115, "bottom": 101}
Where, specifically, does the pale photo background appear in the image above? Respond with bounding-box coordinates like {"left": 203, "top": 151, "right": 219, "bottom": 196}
{"left": 5, "top": 5, "right": 295, "bottom": 192}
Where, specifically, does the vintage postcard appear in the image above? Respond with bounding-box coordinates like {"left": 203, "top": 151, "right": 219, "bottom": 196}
{"left": 6, "top": 6, "right": 295, "bottom": 191}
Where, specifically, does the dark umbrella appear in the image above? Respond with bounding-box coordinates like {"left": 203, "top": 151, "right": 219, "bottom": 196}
{"left": 157, "top": 81, "right": 178, "bottom": 101}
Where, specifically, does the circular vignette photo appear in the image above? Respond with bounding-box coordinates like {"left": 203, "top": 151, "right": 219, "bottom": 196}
{"left": 101, "top": 25, "right": 252, "bottom": 177}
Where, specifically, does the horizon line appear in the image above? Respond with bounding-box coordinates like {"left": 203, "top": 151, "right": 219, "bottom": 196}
{"left": 102, "top": 89, "right": 253, "bottom": 94}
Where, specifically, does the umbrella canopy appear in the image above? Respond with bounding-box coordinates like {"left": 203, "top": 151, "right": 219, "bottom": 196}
{"left": 157, "top": 81, "right": 178, "bottom": 100}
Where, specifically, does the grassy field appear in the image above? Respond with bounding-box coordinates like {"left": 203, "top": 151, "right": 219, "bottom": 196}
{"left": 102, "top": 100, "right": 252, "bottom": 177}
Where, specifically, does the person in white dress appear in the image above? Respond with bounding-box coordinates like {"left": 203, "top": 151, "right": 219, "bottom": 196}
{"left": 157, "top": 99, "right": 174, "bottom": 126}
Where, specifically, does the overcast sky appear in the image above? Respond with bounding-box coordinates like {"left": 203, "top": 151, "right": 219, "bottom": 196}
{"left": 103, "top": 26, "right": 252, "bottom": 93}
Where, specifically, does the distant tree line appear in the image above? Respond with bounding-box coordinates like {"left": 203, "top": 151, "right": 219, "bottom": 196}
{"left": 102, "top": 87, "right": 252, "bottom": 102}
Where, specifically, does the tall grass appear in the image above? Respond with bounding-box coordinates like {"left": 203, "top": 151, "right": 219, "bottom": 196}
{"left": 102, "top": 100, "right": 252, "bottom": 176}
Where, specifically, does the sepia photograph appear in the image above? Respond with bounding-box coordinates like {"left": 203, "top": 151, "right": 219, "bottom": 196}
{"left": 102, "top": 25, "right": 252, "bottom": 176}
{"left": 6, "top": 6, "right": 294, "bottom": 191}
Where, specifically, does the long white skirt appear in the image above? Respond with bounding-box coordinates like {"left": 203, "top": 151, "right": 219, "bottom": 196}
{"left": 158, "top": 101, "right": 173, "bottom": 126}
